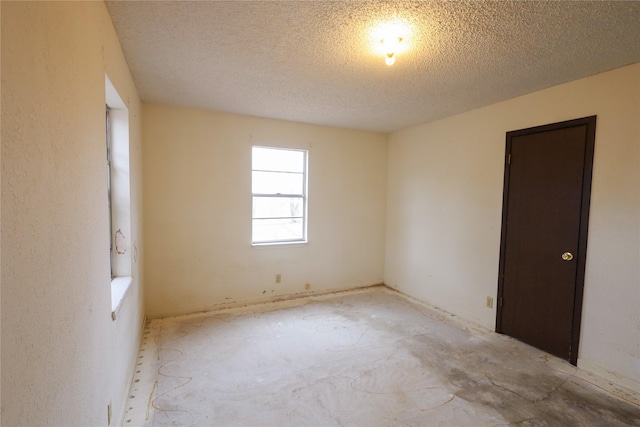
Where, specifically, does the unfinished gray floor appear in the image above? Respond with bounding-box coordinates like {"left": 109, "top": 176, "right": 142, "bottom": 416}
{"left": 125, "top": 288, "right": 640, "bottom": 426}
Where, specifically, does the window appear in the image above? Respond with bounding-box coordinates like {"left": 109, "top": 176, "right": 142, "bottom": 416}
{"left": 106, "top": 74, "right": 133, "bottom": 320}
{"left": 252, "top": 146, "right": 308, "bottom": 244}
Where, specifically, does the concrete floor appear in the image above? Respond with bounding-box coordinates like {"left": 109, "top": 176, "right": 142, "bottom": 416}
{"left": 125, "top": 287, "right": 640, "bottom": 426}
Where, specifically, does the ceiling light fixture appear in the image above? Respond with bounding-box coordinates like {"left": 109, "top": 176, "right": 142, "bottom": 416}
{"left": 372, "top": 19, "right": 410, "bottom": 67}
{"left": 381, "top": 37, "right": 402, "bottom": 66}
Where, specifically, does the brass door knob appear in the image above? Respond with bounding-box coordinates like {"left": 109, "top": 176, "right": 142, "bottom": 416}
{"left": 561, "top": 252, "right": 574, "bottom": 261}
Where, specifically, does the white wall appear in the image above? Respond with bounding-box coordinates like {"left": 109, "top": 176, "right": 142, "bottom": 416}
{"left": 1, "top": 2, "right": 144, "bottom": 425}
{"left": 385, "top": 64, "right": 640, "bottom": 388}
{"left": 143, "top": 103, "right": 387, "bottom": 317}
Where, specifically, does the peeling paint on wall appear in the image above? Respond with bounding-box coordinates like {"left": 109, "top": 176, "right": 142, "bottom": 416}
{"left": 115, "top": 229, "right": 126, "bottom": 254}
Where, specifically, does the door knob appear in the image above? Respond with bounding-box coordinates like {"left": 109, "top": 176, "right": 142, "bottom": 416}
{"left": 561, "top": 252, "right": 574, "bottom": 261}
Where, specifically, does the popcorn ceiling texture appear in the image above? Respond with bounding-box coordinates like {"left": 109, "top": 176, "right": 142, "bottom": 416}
{"left": 106, "top": 1, "right": 640, "bottom": 132}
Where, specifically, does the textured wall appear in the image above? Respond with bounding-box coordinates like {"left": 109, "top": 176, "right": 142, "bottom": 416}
{"left": 385, "top": 63, "right": 640, "bottom": 388}
{"left": 1, "top": 2, "right": 144, "bottom": 425}
{"left": 142, "top": 103, "right": 387, "bottom": 318}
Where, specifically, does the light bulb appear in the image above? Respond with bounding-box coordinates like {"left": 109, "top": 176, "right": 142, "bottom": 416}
{"left": 385, "top": 53, "right": 396, "bottom": 66}
{"left": 381, "top": 36, "right": 402, "bottom": 66}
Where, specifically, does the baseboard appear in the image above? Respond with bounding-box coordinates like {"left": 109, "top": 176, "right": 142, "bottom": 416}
{"left": 575, "top": 359, "right": 640, "bottom": 406}
{"left": 146, "top": 283, "right": 386, "bottom": 320}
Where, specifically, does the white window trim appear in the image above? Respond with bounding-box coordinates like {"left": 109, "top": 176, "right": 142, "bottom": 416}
{"left": 251, "top": 146, "right": 308, "bottom": 246}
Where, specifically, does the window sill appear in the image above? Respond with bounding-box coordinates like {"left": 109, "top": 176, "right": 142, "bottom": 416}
{"left": 252, "top": 240, "right": 308, "bottom": 248}
{"left": 111, "top": 276, "right": 133, "bottom": 321}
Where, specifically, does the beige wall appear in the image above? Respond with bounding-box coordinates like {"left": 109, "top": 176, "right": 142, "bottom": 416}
{"left": 143, "top": 103, "right": 387, "bottom": 317}
{"left": 1, "top": 2, "right": 144, "bottom": 425}
{"left": 386, "top": 64, "right": 640, "bottom": 387}
{"left": 2, "top": 2, "right": 637, "bottom": 422}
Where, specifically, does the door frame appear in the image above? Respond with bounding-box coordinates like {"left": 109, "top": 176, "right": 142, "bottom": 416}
{"left": 496, "top": 116, "right": 597, "bottom": 365}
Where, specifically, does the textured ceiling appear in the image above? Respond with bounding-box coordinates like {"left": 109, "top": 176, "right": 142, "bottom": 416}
{"left": 106, "top": 1, "right": 640, "bottom": 133}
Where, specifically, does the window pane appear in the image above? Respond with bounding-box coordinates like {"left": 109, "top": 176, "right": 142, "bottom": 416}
{"left": 251, "top": 146, "right": 307, "bottom": 244}
{"left": 253, "top": 196, "right": 303, "bottom": 219}
{"left": 253, "top": 147, "right": 305, "bottom": 173}
{"left": 252, "top": 171, "right": 304, "bottom": 195}
{"left": 252, "top": 218, "right": 304, "bottom": 242}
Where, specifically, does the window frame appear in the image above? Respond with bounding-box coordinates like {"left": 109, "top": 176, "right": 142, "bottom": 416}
{"left": 106, "top": 105, "right": 114, "bottom": 278}
{"left": 251, "top": 146, "right": 308, "bottom": 245}
{"left": 106, "top": 74, "right": 133, "bottom": 320}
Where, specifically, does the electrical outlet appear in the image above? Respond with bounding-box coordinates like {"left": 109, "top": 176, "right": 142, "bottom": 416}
{"left": 275, "top": 274, "right": 281, "bottom": 284}
{"left": 486, "top": 297, "right": 494, "bottom": 308}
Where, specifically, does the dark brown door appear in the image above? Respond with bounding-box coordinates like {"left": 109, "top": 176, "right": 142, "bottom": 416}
{"left": 496, "top": 116, "right": 596, "bottom": 365}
